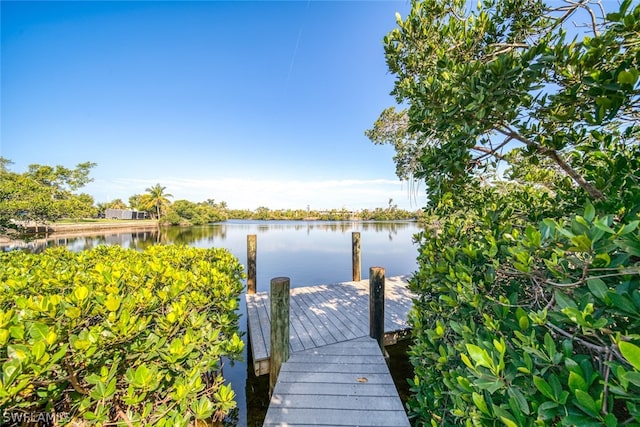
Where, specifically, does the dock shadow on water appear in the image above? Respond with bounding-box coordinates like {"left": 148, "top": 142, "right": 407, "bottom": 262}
{"left": 387, "top": 340, "right": 414, "bottom": 414}
{"left": 245, "top": 341, "right": 270, "bottom": 427}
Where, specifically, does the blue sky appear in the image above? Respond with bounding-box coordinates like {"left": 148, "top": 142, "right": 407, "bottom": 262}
{"left": 1, "top": 0, "right": 424, "bottom": 210}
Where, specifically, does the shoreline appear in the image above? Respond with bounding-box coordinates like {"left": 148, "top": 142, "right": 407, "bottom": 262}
{"left": 0, "top": 221, "right": 159, "bottom": 246}
{"left": 25, "top": 220, "right": 160, "bottom": 234}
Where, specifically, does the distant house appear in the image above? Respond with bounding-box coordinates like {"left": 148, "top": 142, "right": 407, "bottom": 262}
{"left": 105, "top": 209, "right": 148, "bottom": 220}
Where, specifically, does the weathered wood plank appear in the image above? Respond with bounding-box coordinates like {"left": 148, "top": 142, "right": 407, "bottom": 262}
{"left": 287, "top": 313, "right": 307, "bottom": 353}
{"left": 275, "top": 371, "right": 395, "bottom": 385}
{"left": 295, "top": 286, "right": 359, "bottom": 342}
{"left": 246, "top": 276, "right": 414, "bottom": 378}
{"left": 288, "top": 321, "right": 305, "bottom": 353}
{"left": 281, "top": 354, "right": 383, "bottom": 365}
{"left": 292, "top": 288, "right": 345, "bottom": 344}
{"left": 314, "top": 285, "right": 369, "bottom": 337}
{"left": 263, "top": 408, "right": 410, "bottom": 427}
{"left": 282, "top": 361, "right": 391, "bottom": 375}
{"left": 293, "top": 342, "right": 382, "bottom": 357}
{"left": 269, "top": 277, "right": 290, "bottom": 395}
{"left": 278, "top": 383, "right": 397, "bottom": 398}
{"left": 288, "top": 290, "right": 329, "bottom": 348}
{"left": 246, "top": 296, "right": 267, "bottom": 359}
{"left": 272, "top": 381, "right": 400, "bottom": 397}
{"left": 264, "top": 336, "right": 410, "bottom": 426}
{"left": 247, "top": 234, "right": 257, "bottom": 294}
{"left": 269, "top": 394, "right": 405, "bottom": 411}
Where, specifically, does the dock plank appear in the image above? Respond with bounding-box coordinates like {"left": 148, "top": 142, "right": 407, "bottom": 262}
{"left": 289, "top": 289, "right": 329, "bottom": 349}
{"left": 295, "top": 286, "right": 358, "bottom": 342}
{"left": 263, "top": 336, "right": 410, "bottom": 427}
{"left": 293, "top": 288, "right": 346, "bottom": 344}
{"left": 245, "top": 275, "right": 413, "bottom": 376}
{"left": 312, "top": 285, "right": 368, "bottom": 336}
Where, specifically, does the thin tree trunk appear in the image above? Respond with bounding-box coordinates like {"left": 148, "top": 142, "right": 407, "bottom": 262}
{"left": 497, "top": 127, "right": 605, "bottom": 200}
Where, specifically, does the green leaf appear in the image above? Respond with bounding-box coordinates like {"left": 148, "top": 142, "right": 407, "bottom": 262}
{"left": 191, "top": 396, "right": 215, "bottom": 419}
{"left": 555, "top": 291, "right": 577, "bottom": 309}
{"left": 587, "top": 278, "right": 608, "bottom": 302}
{"left": 507, "top": 387, "right": 530, "bottom": 415}
{"left": 7, "top": 344, "right": 29, "bottom": 362}
{"left": 569, "top": 371, "right": 588, "bottom": 393}
{"left": 461, "top": 353, "right": 474, "bottom": 370}
{"left": 533, "top": 376, "right": 554, "bottom": 400}
{"left": 500, "top": 416, "right": 518, "bottom": 427}
{"left": 537, "top": 401, "right": 558, "bottom": 420}
{"left": 617, "top": 70, "right": 637, "bottom": 85}
{"left": 74, "top": 285, "right": 90, "bottom": 301}
{"left": 472, "top": 392, "right": 490, "bottom": 415}
{"left": 574, "top": 389, "right": 600, "bottom": 417}
{"left": 623, "top": 371, "right": 640, "bottom": 387}
{"left": 2, "top": 359, "right": 22, "bottom": 386}
{"left": 619, "top": 341, "right": 640, "bottom": 371}
{"left": 604, "top": 413, "right": 618, "bottom": 427}
{"left": 28, "top": 322, "right": 50, "bottom": 342}
{"left": 593, "top": 220, "right": 615, "bottom": 234}
{"left": 105, "top": 294, "right": 121, "bottom": 312}
{"left": 618, "top": 220, "right": 639, "bottom": 236}
{"left": 31, "top": 340, "right": 46, "bottom": 361}
{"left": 584, "top": 203, "right": 595, "bottom": 222}
{"left": 465, "top": 344, "right": 492, "bottom": 369}
{"left": 570, "top": 234, "right": 592, "bottom": 251}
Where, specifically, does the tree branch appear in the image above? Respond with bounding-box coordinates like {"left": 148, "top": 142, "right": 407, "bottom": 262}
{"left": 495, "top": 126, "right": 605, "bottom": 200}
{"left": 65, "top": 358, "right": 88, "bottom": 395}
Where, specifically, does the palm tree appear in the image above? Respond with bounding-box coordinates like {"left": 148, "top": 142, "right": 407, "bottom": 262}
{"left": 128, "top": 194, "right": 143, "bottom": 211}
{"left": 108, "top": 198, "right": 128, "bottom": 210}
{"left": 142, "top": 184, "right": 173, "bottom": 219}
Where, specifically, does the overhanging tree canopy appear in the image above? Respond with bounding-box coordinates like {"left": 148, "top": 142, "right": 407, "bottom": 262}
{"left": 370, "top": 0, "right": 639, "bottom": 214}
{"left": 371, "top": 0, "right": 640, "bottom": 424}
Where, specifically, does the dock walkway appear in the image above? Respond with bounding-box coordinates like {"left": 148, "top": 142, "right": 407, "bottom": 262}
{"left": 245, "top": 275, "right": 414, "bottom": 427}
{"left": 245, "top": 275, "right": 414, "bottom": 376}
{"left": 263, "top": 336, "right": 410, "bottom": 426}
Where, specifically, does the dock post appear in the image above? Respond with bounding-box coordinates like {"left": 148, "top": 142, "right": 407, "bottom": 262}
{"left": 247, "top": 234, "right": 257, "bottom": 294}
{"left": 369, "top": 267, "right": 385, "bottom": 352}
{"left": 352, "top": 232, "right": 361, "bottom": 281}
{"left": 270, "top": 277, "right": 290, "bottom": 396}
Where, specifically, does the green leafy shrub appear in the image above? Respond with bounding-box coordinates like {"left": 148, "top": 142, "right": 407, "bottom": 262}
{"left": 409, "top": 199, "right": 640, "bottom": 426}
{"left": 371, "top": 0, "right": 640, "bottom": 424}
{"left": 0, "top": 245, "right": 245, "bottom": 425}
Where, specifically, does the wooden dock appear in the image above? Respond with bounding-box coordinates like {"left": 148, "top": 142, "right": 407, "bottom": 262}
{"left": 245, "top": 274, "right": 413, "bottom": 426}
{"left": 263, "top": 336, "right": 410, "bottom": 427}
{"left": 245, "top": 275, "right": 414, "bottom": 376}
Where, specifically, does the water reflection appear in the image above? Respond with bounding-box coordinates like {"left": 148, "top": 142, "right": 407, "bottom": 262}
{"left": 2, "top": 220, "right": 416, "bottom": 253}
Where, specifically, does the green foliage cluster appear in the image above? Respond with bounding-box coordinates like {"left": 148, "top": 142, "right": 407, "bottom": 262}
{"left": 0, "top": 245, "right": 245, "bottom": 425}
{"left": 164, "top": 199, "right": 228, "bottom": 226}
{"left": 227, "top": 206, "right": 421, "bottom": 221}
{"left": 410, "top": 197, "right": 640, "bottom": 425}
{"left": 372, "top": 0, "right": 640, "bottom": 424}
{"left": 0, "top": 159, "right": 97, "bottom": 235}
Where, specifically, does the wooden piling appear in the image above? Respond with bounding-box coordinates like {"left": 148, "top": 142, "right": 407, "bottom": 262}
{"left": 269, "top": 277, "right": 290, "bottom": 396}
{"left": 369, "top": 267, "right": 385, "bottom": 352}
{"left": 247, "top": 234, "right": 257, "bottom": 294}
{"left": 352, "top": 232, "right": 361, "bottom": 282}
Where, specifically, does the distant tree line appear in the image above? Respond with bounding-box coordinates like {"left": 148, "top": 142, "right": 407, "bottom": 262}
{"left": 97, "top": 184, "right": 422, "bottom": 224}
{"left": 1, "top": 157, "right": 421, "bottom": 236}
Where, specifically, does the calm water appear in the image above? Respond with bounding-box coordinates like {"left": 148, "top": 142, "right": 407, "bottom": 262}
{"left": 8, "top": 220, "right": 421, "bottom": 426}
